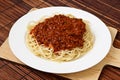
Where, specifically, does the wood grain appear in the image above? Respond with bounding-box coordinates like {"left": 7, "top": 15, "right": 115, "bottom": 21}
{"left": 0, "top": 58, "right": 71, "bottom": 80}
{"left": 98, "top": 65, "right": 120, "bottom": 80}
{"left": 0, "top": 0, "right": 120, "bottom": 80}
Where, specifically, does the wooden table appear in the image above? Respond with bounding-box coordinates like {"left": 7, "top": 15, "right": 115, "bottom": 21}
{"left": 0, "top": 0, "right": 120, "bottom": 80}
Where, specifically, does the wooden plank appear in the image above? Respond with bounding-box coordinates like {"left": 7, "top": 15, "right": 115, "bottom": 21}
{"left": 100, "top": 0, "right": 119, "bottom": 8}
{"left": 23, "top": 0, "right": 42, "bottom": 7}
{"left": 115, "top": 2, "right": 120, "bottom": 9}
{"left": 21, "top": 75, "right": 37, "bottom": 80}
{"left": 0, "top": 60, "right": 5, "bottom": 67}
{"left": 36, "top": 1, "right": 52, "bottom": 8}
{"left": 3, "top": 6, "right": 24, "bottom": 20}
{"left": 108, "top": 9, "right": 120, "bottom": 21}
{"left": 16, "top": 1, "right": 32, "bottom": 11}
{"left": 87, "top": 0, "right": 120, "bottom": 23}
{"left": 4, "top": 0, "right": 15, "bottom": 5}
{"left": 99, "top": 65, "right": 120, "bottom": 80}
{"left": 58, "top": 0, "right": 80, "bottom": 8}
{"left": 8, "top": 0, "right": 23, "bottom": 4}
{"left": 71, "top": 0, "right": 119, "bottom": 25}
{"left": 44, "top": 0, "right": 67, "bottom": 6}
{"left": 1, "top": 65, "right": 23, "bottom": 79}
{"left": 7, "top": 63, "right": 27, "bottom": 76}
{"left": 3, "top": 21, "right": 15, "bottom": 31}
{"left": 15, "top": 65, "right": 32, "bottom": 74}
{"left": 0, "top": 58, "right": 71, "bottom": 80}
{"left": 0, "top": 27, "right": 8, "bottom": 45}
{"left": 13, "top": 5, "right": 28, "bottom": 13}
{"left": 0, "top": 13, "right": 13, "bottom": 26}
{"left": 0, "top": 0, "right": 14, "bottom": 12}
{"left": 113, "top": 39, "right": 120, "bottom": 48}
{"left": 77, "top": 0, "right": 111, "bottom": 13}
{"left": 0, "top": 69, "right": 16, "bottom": 80}
{"left": 116, "top": 32, "right": 120, "bottom": 40}
{"left": 28, "top": 72, "right": 45, "bottom": 80}
{"left": 98, "top": 0, "right": 120, "bottom": 12}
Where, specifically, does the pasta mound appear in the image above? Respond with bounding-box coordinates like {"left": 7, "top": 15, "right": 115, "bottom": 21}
{"left": 26, "top": 14, "right": 94, "bottom": 62}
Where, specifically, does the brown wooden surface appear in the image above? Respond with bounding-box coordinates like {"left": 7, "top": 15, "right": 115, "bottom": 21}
{"left": 98, "top": 65, "right": 120, "bottom": 80}
{"left": 0, "top": 0, "right": 120, "bottom": 80}
{"left": 0, "top": 58, "right": 71, "bottom": 80}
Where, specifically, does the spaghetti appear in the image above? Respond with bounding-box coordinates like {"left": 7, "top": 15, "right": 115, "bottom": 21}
{"left": 26, "top": 14, "right": 94, "bottom": 62}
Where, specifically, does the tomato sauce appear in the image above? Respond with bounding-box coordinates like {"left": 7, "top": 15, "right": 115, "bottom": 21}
{"left": 30, "top": 15, "right": 86, "bottom": 52}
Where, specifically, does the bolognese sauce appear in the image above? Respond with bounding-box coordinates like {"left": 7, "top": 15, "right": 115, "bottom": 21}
{"left": 30, "top": 15, "right": 86, "bottom": 53}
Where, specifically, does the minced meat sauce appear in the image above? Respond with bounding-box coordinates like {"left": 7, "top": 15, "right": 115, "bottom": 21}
{"left": 30, "top": 15, "right": 86, "bottom": 53}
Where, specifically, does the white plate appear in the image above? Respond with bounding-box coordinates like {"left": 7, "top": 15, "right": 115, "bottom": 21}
{"left": 9, "top": 7, "right": 112, "bottom": 74}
